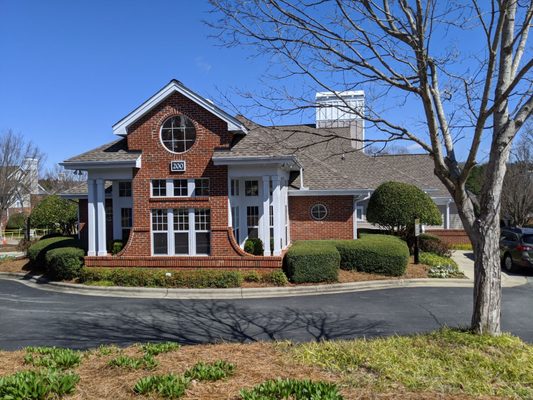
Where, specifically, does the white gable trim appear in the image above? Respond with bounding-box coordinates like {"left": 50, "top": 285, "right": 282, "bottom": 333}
{"left": 112, "top": 80, "right": 248, "bottom": 136}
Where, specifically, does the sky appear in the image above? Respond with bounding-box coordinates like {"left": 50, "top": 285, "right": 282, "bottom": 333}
{"left": 0, "top": 1, "right": 521, "bottom": 171}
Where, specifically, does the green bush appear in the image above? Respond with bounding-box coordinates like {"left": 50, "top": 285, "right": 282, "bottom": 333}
{"left": 244, "top": 271, "right": 262, "bottom": 282}
{"left": 419, "top": 234, "right": 451, "bottom": 257}
{"left": 45, "top": 247, "right": 85, "bottom": 280}
{"left": 27, "top": 236, "right": 82, "bottom": 267}
{"left": 79, "top": 268, "right": 244, "bottom": 288}
{"left": 334, "top": 235, "right": 409, "bottom": 276}
{"left": 30, "top": 195, "right": 78, "bottom": 235}
{"left": 0, "top": 370, "right": 79, "bottom": 399}
{"left": 244, "top": 238, "right": 264, "bottom": 255}
{"left": 263, "top": 270, "right": 289, "bottom": 286}
{"left": 240, "top": 378, "right": 343, "bottom": 400}
{"left": 111, "top": 241, "right": 124, "bottom": 255}
{"left": 285, "top": 241, "right": 340, "bottom": 283}
{"left": 7, "top": 212, "right": 26, "bottom": 230}
{"left": 184, "top": 360, "right": 236, "bottom": 381}
{"left": 24, "top": 347, "right": 81, "bottom": 370}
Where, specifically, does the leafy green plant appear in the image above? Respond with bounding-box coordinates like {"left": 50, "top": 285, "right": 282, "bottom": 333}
{"left": 185, "top": 360, "right": 236, "bottom": 381}
{"left": 263, "top": 270, "right": 289, "bottom": 286}
{"left": 96, "top": 344, "right": 120, "bottom": 356}
{"left": 240, "top": 378, "right": 343, "bottom": 400}
{"left": 30, "top": 195, "right": 78, "bottom": 236}
{"left": 111, "top": 241, "right": 124, "bottom": 255}
{"left": 133, "top": 374, "right": 190, "bottom": 398}
{"left": 45, "top": 247, "right": 85, "bottom": 281}
{"left": 418, "top": 234, "right": 452, "bottom": 257}
{"left": 141, "top": 342, "right": 181, "bottom": 356}
{"left": 24, "top": 347, "right": 81, "bottom": 370}
{"left": 450, "top": 243, "right": 473, "bottom": 250}
{"left": 27, "top": 236, "right": 82, "bottom": 267}
{"left": 0, "top": 370, "right": 79, "bottom": 399}
{"left": 421, "top": 252, "right": 464, "bottom": 278}
{"left": 284, "top": 241, "right": 340, "bottom": 283}
{"left": 7, "top": 212, "right": 26, "bottom": 230}
{"left": 244, "top": 271, "right": 262, "bottom": 282}
{"left": 244, "top": 238, "right": 265, "bottom": 255}
{"left": 79, "top": 268, "right": 243, "bottom": 288}
{"left": 108, "top": 354, "right": 158, "bottom": 370}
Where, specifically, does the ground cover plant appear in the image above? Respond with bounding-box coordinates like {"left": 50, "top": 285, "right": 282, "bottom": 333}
{"left": 184, "top": 360, "right": 235, "bottom": 381}
{"left": 108, "top": 354, "right": 158, "bottom": 370}
{"left": 0, "top": 370, "right": 79, "bottom": 399}
{"left": 24, "top": 346, "right": 81, "bottom": 370}
{"left": 141, "top": 342, "right": 181, "bottom": 356}
{"left": 239, "top": 378, "right": 344, "bottom": 400}
{"left": 133, "top": 374, "right": 190, "bottom": 398}
{"left": 421, "top": 252, "right": 464, "bottom": 279}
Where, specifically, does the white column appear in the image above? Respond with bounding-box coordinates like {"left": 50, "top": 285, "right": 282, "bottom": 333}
{"left": 261, "top": 176, "right": 271, "bottom": 256}
{"left": 96, "top": 178, "right": 107, "bottom": 256}
{"left": 87, "top": 179, "right": 96, "bottom": 256}
{"left": 445, "top": 201, "right": 451, "bottom": 230}
{"left": 272, "top": 176, "right": 282, "bottom": 256}
{"left": 353, "top": 198, "right": 359, "bottom": 239}
{"left": 112, "top": 181, "right": 121, "bottom": 240}
{"left": 280, "top": 179, "right": 288, "bottom": 248}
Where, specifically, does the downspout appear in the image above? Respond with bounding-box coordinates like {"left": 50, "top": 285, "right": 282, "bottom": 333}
{"left": 353, "top": 191, "right": 371, "bottom": 239}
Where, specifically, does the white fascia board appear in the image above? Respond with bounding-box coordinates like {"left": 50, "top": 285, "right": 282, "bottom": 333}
{"left": 431, "top": 196, "right": 453, "bottom": 205}
{"left": 112, "top": 80, "right": 248, "bottom": 136}
{"left": 289, "top": 188, "right": 373, "bottom": 196}
{"left": 60, "top": 157, "right": 141, "bottom": 171}
{"left": 212, "top": 155, "right": 302, "bottom": 169}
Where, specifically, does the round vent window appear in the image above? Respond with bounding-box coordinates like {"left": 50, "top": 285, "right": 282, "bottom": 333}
{"left": 310, "top": 204, "right": 328, "bottom": 221}
{"left": 160, "top": 115, "right": 196, "bottom": 153}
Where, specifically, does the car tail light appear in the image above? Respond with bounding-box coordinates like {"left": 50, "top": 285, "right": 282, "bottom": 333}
{"left": 516, "top": 245, "right": 533, "bottom": 251}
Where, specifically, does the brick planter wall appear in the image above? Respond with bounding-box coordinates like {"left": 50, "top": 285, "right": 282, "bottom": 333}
{"left": 426, "top": 229, "right": 471, "bottom": 245}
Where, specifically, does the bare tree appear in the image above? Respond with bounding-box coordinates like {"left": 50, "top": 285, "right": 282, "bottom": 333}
{"left": 0, "top": 130, "right": 42, "bottom": 231}
{"left": 41, "top": 164, "right": 86, "bottom": 195}
{"left": 366, "top": 144, "right": 411, "bottom": 155}
{"left": 209, "top": 0, "right": 533, "bottom": 334}
{"left": 502, "top": 122, "right": 533, "bottom": 226}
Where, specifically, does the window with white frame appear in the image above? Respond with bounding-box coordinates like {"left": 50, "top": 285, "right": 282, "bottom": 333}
{"left": 118, "top": 181, "right": 132, "bottom": 197}
{"left": 247, "top": 206, "right": 259, "bottom": 238}
{"left": 269, "top": 205, "right": 274, "bottom": 241}
{"left": 356, "top": 205, "right": 365, "bottom": 221}
{"left": 160, "top": 115, "right": 196, "bottom": 153}
{"left": 173, "top": 209, "right": 189, "bottom": 255}
{"left": 310, "top": 203, "right": 328, "bottom": 220}
{"left": 173, "top": 179, "right": 188, "bottom": 197}
{"left": 230, "top": 179, "right": 240, "bottom": 196}
{"left": 121, "top": 208, "right": 133, "bottom": 242}
{"left": 151, "top": 208, "right": 210, "bottom": 256}
{"left": 152, "top": 180, "right": 167, "bottom": 197}
{"left": 245, "top": 180, "right": 259, "bottom": 196}
{"left": 232, "top": 206, "right": 240, "bottom": 243}
{"left": 152, "top": 209, "right": 168, "bottom": 255}
{"left": 194, "top": 178, "right": 209, "bottom": 196}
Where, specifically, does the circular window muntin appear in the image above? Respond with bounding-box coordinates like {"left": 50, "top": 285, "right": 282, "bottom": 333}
{"left": 310, "top": 203, "right": 328, "bottom": 221}
{"left": 159, "top": 115, "right": 196, "bottom": 154}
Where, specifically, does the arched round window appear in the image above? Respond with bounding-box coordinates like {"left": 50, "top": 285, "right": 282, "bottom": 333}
{"left": 160, "top": 115, "right": 196, "bottom": 153}
{"left": 310, "top": 204, "right": 328, "bottom": 220}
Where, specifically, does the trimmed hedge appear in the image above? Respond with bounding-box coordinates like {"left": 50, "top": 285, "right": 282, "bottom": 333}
{"left": 419, "top": 234, "right": 451, "bottom": 257}
{"left": 335, "top": 234, "right": 409, "bottom": 276}
{"left": 244, "top": 238, "right": 264, "bottom": 256}
{"left": 45, "top": 247, "right": 85, "bottom": 281}
{"left": 27, "top": 236, "right": 83, "bottom": 266}
{"left": 79, "top": 268, "right": 244, "bottom": 288}
{"left": 284, "top": 241, "right": 340, "bottom": 283}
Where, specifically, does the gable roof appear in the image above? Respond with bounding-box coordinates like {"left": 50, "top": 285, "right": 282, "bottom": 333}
{"left": 112, "top": 80, "right": 248, "bottom": 136}
{"left": 61, "top": 138, "right": 141, "bottom": 168}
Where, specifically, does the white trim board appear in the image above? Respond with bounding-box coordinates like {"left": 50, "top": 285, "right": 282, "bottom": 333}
{"left": 112, "top": 80, "right": 248, "bottom": 136}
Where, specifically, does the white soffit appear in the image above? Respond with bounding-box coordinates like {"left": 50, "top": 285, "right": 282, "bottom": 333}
{"left": 112, "top": 80, "right": 248, "bottom": 136}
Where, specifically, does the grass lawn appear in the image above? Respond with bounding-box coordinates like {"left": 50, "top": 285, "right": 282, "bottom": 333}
{"left": 0, "top": 329, "right": 531, "bottom": 399}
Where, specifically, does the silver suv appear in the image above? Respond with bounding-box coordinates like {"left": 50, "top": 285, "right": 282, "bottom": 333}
{"left": 500, "top": 227, "right": 533, "bottom": 272}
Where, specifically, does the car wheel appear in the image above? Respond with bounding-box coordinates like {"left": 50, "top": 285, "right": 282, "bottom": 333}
{"left": 503, "top": 254, "right": 514, "bottom": 273}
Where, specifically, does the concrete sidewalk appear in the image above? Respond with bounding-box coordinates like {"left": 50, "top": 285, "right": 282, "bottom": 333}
{"left": 452, "top": 250, "right": 529, "bottom": 287}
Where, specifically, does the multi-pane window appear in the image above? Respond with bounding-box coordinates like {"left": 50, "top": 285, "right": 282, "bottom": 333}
{"left": 173, "top": 209, "right": 189, "bottom": 255}
{"left": 152, "top": 208, "right": 210, "bottom": 256}
{"left": 119, "top": 181, "right": 132, "bottom": 197}
{"left": 160, "top": 115, "right": 196, "bottom": 153}
{"left": 245, "top": 180, "right": 259, "bottom": 196}
{"left": 247, "top": 206, "right": 259, "bottom": 238}
{"left": 310, "top": 204, "right": 328, "bottom": 220}
{"left": 230, "top": 179, "right": 240, "bottom": 196}
{"left": 152, "top": 180, "right": 167, "bottom": 197}
{"left": 356, "top": 205, "right": 365, "bottom": 221}
{"left": 121, "top": 208, "right": 133, "bottom": 242}
{"left": 269, "top": 205, "right": 274, "bottom": 241}
{"left": 232, "top": 206, "right": 240, "bottom": 243}
{"left": 152, "top": 210, "right": 168, "bottom": 255}
{"left": 173, "top": 179, "right": 188, "bottom": 197}
{"left": 194, "top": 178, "right": 209, "bottom": 197}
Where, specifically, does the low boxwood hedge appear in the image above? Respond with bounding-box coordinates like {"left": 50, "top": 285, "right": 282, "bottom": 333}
{"left": 79, "top": 268, "right": 244, "bottom": 288}
{"left": 27, "top": 236, "right": 83, "bottom": 266}
{"left": 284, "top": 241, "right": 340, "bottom": 283}
{"left": 334, "top": 234, "right": 409, "bottom": 276}
{"left": 45, "top": 247, "right": 85, "bottom": 281}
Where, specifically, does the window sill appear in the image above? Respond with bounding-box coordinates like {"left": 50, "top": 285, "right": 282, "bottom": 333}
{"left": 149, "top": 196, "right": 210, "bottom": 202}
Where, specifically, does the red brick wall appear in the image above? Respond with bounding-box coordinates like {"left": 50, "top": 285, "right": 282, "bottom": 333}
{"left": 426, "top": 229, "right": 471, "bottom": 245}
{"left": 289, "top": 196, "right": 353, "bottom": 241}
{"left": 119, "top": 91, "right": 243, "bottom": 259}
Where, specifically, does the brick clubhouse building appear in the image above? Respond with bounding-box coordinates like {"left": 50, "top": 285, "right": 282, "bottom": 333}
{"left": 62, "top": 80, "right": 464, "bottom": 269}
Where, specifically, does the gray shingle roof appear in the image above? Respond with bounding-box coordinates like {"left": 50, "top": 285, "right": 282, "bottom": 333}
{"left": 63, "top": 139, "right": 141, "bottom": 164}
